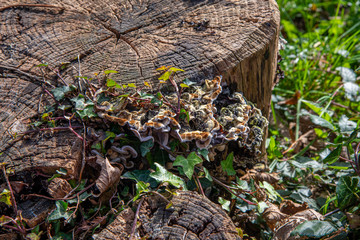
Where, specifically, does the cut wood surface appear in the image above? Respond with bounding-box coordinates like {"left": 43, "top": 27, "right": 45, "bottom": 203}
{"left": 0, "top": 0, "right": 279, "bottom": 172}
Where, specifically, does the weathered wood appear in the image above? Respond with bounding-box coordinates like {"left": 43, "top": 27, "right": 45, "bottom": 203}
{"left": 0, "top": 0, "right": 279, "bottom": 171}
{"left": 0, "top": 0, "right": 279, "bottom": 115}
{"left": 0, "top": 75, "right": 82, "bottom": 176}
{"left": 139, "top": 191, "right": 242, "bottom": 240}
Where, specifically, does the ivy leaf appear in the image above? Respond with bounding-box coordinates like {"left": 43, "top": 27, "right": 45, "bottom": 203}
{"left": 0, "top": 189, "right": 12, "bottom": 206}
{"left": 104, "top": 70, "right": 118, "bottom": 74}
{"left": 127, "top": 83, "right": 136, "bottom": 88}
{"left": 150, "top": 163, "right": 186, "bottom": 189}
{"left": 308, "top": 114, "right": 335, "bottom": 130}
{"left": 76, "top": 104, "right": 97, "bottom": 119}
{"left": 179, "top": 109, "right": 190, "bottom": 122}
{"left": 336, "top": 176, "right": 359, "bottom": 210}
{"left": 259, "top": 181, "right": 283, "bottom": 201}
{"left": 71, "top": 94, "right": 85, "bottom": 109}
{"left": 203, "top": 167, "right": 212, "bottom": 182}
{"left": 48, "top": 201, "right": 73, "bottom": 221}
{"left": 198, "top": 149, "right": 209, "bottom": 161}
{"left": 169, "top": 67, "right": 184, "bottom": 72}
{"left": 257, "top": 201, "right": 269, "bottom": 214}
{"left": 173, "top": 152, "right": 203, "bottom": 180}
{"left": 106, "top": 78, "right": 117, "bottom": 87}
{"left": 67, "top": 192, "right": 92, "bottom": 204}
{"left": 290, "top": 220, "right": 337, "bottom": 238}
{"left": 323, "top": 145, "right": 342, "bottom": 164}
{"left": 140, "top": 139, "right": 154, "bottom": 157}
{"left": 158, "top": 71, "right": 171, "bottom": 82}
{"left": 218, "top": 197, "right": 230, "bottom": 211}
{"left": 51, "top": 85, "right": 75, "bottom": 101}
{"left": 221, "top": 152, "right": 236, "bottom": 176}
{"left": 122, "top": 169, "right": 158, "bottom": 188}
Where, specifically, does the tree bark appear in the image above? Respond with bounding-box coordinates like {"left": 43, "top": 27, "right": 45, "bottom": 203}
{"left": 0, "top": 0, "right": 279, "bottom": 172}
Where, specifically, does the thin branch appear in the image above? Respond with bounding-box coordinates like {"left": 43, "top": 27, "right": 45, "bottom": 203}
{"left": 129, "top": 197, "right": 145, "bottom": 240}
{"left": 26, "top": 182, "right": 95, "bottom": 201}
{"left": 1, "top": 165, "right": 18, "bottom": 215}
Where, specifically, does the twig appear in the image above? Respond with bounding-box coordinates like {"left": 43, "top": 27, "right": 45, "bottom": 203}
{"left": 20, "top": 126, "right": 82, "bottom": 136}
{"left": 78, "top": 123, "right": 87, "bottom": 181}
{"left": 1, "top": 165, "right": 18, "bottom": 215}
{"left": 211, "top": 175, "right": 257, "bottom": 205}
{"left": 129, "top": 197, "right": 144, "bottom": 240}
{"left": 148, "top": 191, "right": 170, "bottom": 203}
{"left": 324, "top": 208, "right": 340, "bottom": 217}
{"left": 26, "top": 182, "right": 95, "bottom": 201}
{"left": 68, "top": 116, "right": 84, "bottom": 141}
{"left": 194, "top": 172, "right": 205, "bottom": 197}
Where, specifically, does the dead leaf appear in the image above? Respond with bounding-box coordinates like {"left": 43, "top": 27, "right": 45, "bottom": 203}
{"left": 47, "top": 178, "right": 72, "bottom": 198}
{"left": 272, "top": 208, "right": 324, "bottom": 240}
{"left": 278, "top": 91, "right": 301, "bottom": 105}
{"left": 240, "top": 170, "right": 280, "bottom": 186}
{"left": 94, "top": 155, "right": 122, "bottom": 197}
{"left": 346, "top": 212, "right": 360, "bottom": 229}
{"left": 280, "top": 200, "right": 308, "bottom": 215}
{"left": 262, "top": 202, "right": 289, "bottom": 230}
{"left": 10, "top": 181, "right": 28, "bottom": 194}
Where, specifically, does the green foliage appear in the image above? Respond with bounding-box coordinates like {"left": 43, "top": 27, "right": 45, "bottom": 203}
{"left": 140, "top": 139, "right": 154, "bottom": 157}
{"left": 336, "top": 176, "right": 360, "bottom": 210}
{"left": 0, "top": 189, "right": 12, "bottom": 206}
{"left": 221, "top": 152, "right": 236, "bottom": 176}
{"left": 218, "top": 197, "right": 230, "bottom": 211}
{"left": 150, "top": 163, "right": 186, "bottom": 189}
{"left": 268, "top": 1, "right": 360, "bottom": 237}
{"left": 48, "top": 201, "right": 73, "bottom": 222}
{"left": 173, "top": 152, "right": 203, "bottom": 180}
{"left": 51, "top": 85, "right": 76, "bottom": 101}
{"left": 291, "top": 220, "right": 337, "bottom": 238}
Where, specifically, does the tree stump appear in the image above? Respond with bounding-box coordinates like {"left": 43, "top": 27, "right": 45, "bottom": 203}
{"left": 0, "top": 0, "right": 280, "bottom": 174}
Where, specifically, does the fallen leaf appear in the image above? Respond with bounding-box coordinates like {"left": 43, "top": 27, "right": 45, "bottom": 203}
{"left": 280, "top": 199, "right": 308, "bottom": 215}
{"left": 94, "top": 155, "right": 122, "bottom": 197}
{"left": 48, "top": 178, "right": 72, "bottom": 198}
{"left": 346, "top": 212, "right": 360, "bottom": 229}
{"left": 278, "top": 91, "right": 301, "bottom": 105}
{"left": 10, "top": 181, "right": 28, "bottom": 194}
{"left": 262, "top": 203, "right": 289, "bottom": 230}
{"left": 241, "top": 169, "right": 280, "bottom": 185}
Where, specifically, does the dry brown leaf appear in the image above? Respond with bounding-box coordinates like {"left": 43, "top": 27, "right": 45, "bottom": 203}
{"left": 10, "top": 181, "right": 28, "bottom": 193}
{"left": 262, "top": 202, "right": 289, "bottom": 230}
{"left": 94, "top": 155, "right": 122, "bottom": 197}
{"left": 346, "top": 212, "right": 360, "bottom": 229}
{"left": 293, "top": 208, "right": 324, "bottom": 220}
{"left": 272, "top": 208, "right": 324, "bottom": 240}
{"left": 47, "top": 178, "right": 72, "bottom": 198}
{"left": 280, "top": 200, "right": 308, "bottom": 215}
{"left": 241, "top": 169, "right": 280, "bottom": 184}
{"left": 278, "top": 91, "right": 301, "bottom": 105}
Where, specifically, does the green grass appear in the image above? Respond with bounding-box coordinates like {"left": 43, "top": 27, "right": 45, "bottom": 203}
{"left": 267, "top": 0, "right": 360, "bottom": 238}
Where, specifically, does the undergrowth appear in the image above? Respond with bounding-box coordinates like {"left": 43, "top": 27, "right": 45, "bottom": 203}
{"left": 0, "top": 1, "right": 359, "bottom": 240}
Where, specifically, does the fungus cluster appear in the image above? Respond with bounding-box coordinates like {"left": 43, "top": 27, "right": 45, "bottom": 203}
{"left": 97, "top": 76, "right": 268, "bottom": 162}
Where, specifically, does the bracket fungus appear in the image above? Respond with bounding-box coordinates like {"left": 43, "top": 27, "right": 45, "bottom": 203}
{"left": 97, "top": 76, "right": 268, "bottom": 160}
